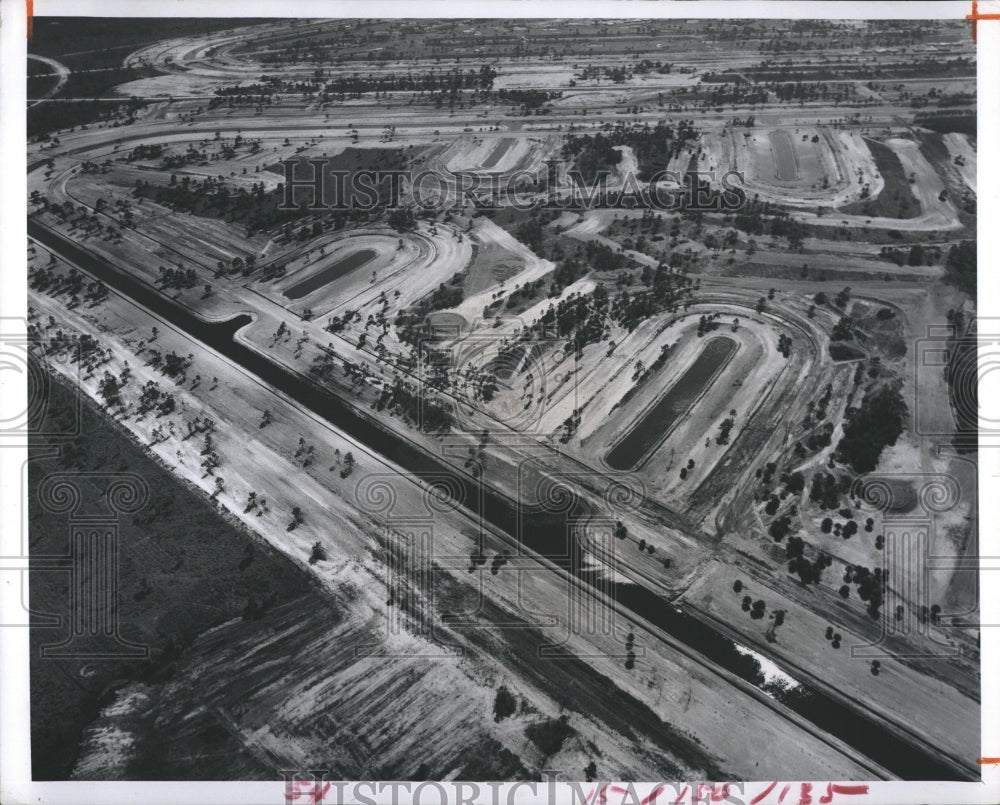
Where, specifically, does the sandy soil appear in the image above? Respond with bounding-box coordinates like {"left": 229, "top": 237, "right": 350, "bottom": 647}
{"left": 26, "top": 18, "right": 979, "bottom": 782}
{"left": 28, "top": 263, "right": 879, "bottom": 781}
{"left": 942, "top": 132, "right": 977, "bottom": 194}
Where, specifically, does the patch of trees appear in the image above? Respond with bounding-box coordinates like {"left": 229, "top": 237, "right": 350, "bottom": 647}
{"left": 583, "top": 240, "right": 634, "bottom": 274}
{"left": 944, "top": 308, "right": 977, "bottom": 441}
{"left": 716, "top": 417, "right": 735, "bottom": 446}
{"left": 98, "top": 371, "right": 122, "bottom": 409}
{"left": 741, "top": 595, "right": 768, "bottom": 620}
{"left": 768, "top": 515, "right": 793, "bottom": 542}
{"left": 834, "top": 386, "right": 908, "bottom": 473}
{"left": 829, "top": 342, "right": 865, "bottom": 362}
{"left": 133, "top": 175, "right": 305, "bottom": 236}
{"left": 831, "top": 315, "right": 855, "bottom": 342}
{"left": 880, "top": 243, "right": 940, "bottom": 267}
{"left": 682, "top": 80, "right": 770, "bottom": 108}
{"left": 697, "top": 313, "right": 721, "bottom": 337}
{"left": 515, "top": 217, "right": 547, "bottom": 254}
{"left": 913, "top": 110, "right": 976, "bottom": 137}
{"left": 29, "top": 96, "right": 149, "bottom": 141}
{"left": 575, "top": 60, "right": 673, "bottom": 84}
{"left": 810, "top": 471, "right": 844, "bottom": 511}
{"left": 943, "top": 240, "right": 975, "bottom": 299}
{"left": 496, "top": 89, "right": 561, "bottom": 109}
{"left": 525, "top": 715, "right": 574, "bottom": 759}
{"left": 375, "top": 375, "right": 454, "bottom": 434}
{"left": 786, "top": 536, "right": 832, "bottom": 585}
{"left": 127, "top": 143, "right": 165, "bottom": 162}
{"left": 561, "top": 120, "right": 699, "bottom": 181}
{"left": 319, "top": 65, "right": 497, "bottom": 100}
{"left": 157, "top": 265, "right": 199, "bottom": 292}
{"left": 394, "top": 274, "right": 466, "bottom": 345}
{"left": 781, "top": 470, "right": 805, "bottom": 495}
{"left": 777, "top": 333, "right": 792, "bottom": 358}
{"left": 209, "top": 82, "right": 276, "bottom": 109}
{"left": 844, "top": 564, "right": 888, "bottom": 620}
{"left": 388, "top": 207, "right": 416, "bottom": 232}
{"left": 731, "top": 198, "right": 807, "bottom": 249}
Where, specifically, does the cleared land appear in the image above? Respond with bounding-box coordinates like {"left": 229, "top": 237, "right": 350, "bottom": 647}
{"left": 24, "top": 16, "right": 979, "bottom": 785}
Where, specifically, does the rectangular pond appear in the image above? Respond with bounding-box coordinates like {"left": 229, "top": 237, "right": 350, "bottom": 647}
{"left": 481, "top": 138, "right": 515, "bottom": 170}
{"left": 769, "top": 129, "right": 798, "bottom": 181}
{"left": 284, "top": 248, "right": 378, "bottom": 300}
{"left": 605, "top": 336, "right": 737, "bottom": 471}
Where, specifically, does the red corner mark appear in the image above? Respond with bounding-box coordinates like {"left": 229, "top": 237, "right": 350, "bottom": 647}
{"left": 979, "top": 757, "right": 1000, "bottom": 765}
{"left": 26, "top": 0, "right": 33, "bottom": 40}
{"left": 967, "top": 0, "right": 1000, "bottom": 43}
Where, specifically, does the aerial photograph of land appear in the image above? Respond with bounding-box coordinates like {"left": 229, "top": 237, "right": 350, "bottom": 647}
{"left": 23, "top": 16, "right": 979, "bottom": 786}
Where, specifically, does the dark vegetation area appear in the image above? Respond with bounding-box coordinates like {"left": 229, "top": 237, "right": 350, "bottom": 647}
{"left": 913, "top": 110, "right": 976, "bottom": 136}
{"left": 29, "top": 371, "right": 313, "bottom": 779}
{"left": 945, "top": 308, "right": 979, "bottom": 446}
{"left": 131, "top": 147, "right": 413, "bottom": 238}
{"left": 838, "top": 139, "right": 921, "bottom": 220}
{"left": 134, "top": 174, "right": 307, "bottom": 237}
{"left": 561, "top": 120, "right": 699, "bottom": 181}
{"left": 28, "top": 18, "right": 260, "bottom": 138}
{"left": 943, "top": 240, "right": 976, "bottom": 299}
{"left": 704, "top": 55, "right": 973, "bottom": 83}
{"left": 834, "top": 385, "right": 908, "bottom": 473}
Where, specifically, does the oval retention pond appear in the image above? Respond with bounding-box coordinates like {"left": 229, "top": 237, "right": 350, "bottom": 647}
{"left": 605, "top": 335, "right": 738, "bottom": 471}
{"left": 285, "top": 248, "right": 378, "bottom": 300}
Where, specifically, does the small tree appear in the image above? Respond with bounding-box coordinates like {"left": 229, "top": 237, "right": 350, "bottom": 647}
{"left": 340, "top": 451, "right": 356, "bottom": 478}
{"left": 493, "top": 686, "right": 517, "bottom": 722}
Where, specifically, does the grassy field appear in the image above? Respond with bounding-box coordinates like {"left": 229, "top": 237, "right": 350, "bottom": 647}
{"left": 29, "top": 369, "right": 316, "bottom": 780}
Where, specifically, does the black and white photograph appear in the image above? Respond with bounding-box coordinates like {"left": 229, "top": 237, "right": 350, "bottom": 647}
{"left": 1, "top": 2, "right": 996, "bottom": 804}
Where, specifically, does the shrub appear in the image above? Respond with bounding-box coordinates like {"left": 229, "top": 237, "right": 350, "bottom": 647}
{"left": 309, "top": 541, "right": 326, "bottom": 564}
{"left": 493, "top": 686, "right": 518, "bottom": 722}
{"left": 525, "top": 715, "right": 574, "bottom": 757}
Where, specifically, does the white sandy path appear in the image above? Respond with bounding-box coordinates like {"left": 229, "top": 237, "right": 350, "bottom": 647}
{"left": 447, "top": 217, "right": 556, "bottom": 327}
{"left": 27, "top": 54, "right": 70, "bottom": 107}
{"left": 612, "top": 144, "right": 639, "bottom": 187}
